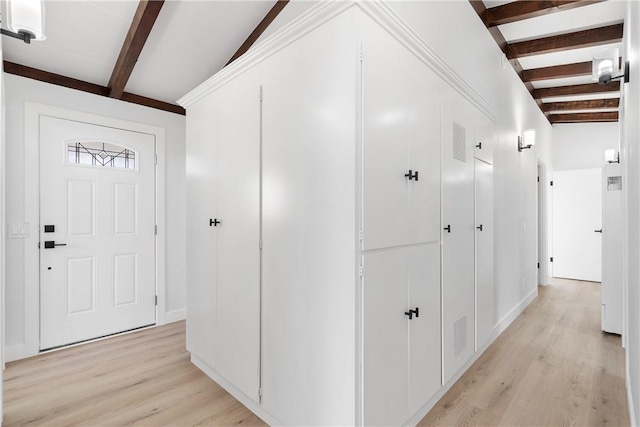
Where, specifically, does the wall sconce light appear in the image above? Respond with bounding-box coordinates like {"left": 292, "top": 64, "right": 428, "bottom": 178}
{"left": 1, "top": 0, "right": 46, "bottom": 44}
{"left": 593, "top": 48, "right": 629, "bottom": 84}
{"left": 605, "top": 148, "right": 620, "bottom": 163}
{"left": 518, "top": 129, "right": 536, "bottom": 152}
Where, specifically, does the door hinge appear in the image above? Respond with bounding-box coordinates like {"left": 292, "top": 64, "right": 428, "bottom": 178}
{"left": 258, "top": 387, "right": 263, "bottom": 402}
{"left": 259, "top": 240, "right": 263, "bottom": 249}
{"left": 359, "top": 265, "right": 364, "bottom": 277}
{"left": 155, "top": 295, "right": 158, "bottom": 306}
{"left": 537, "top": 176, "right": 540, "bottom": 182}
{"left": 537, "top": 262, "right": 540, "bottom": 268}
{"left": 550, "top": 257, "right": 554, "bottom": 262}
{"left": 259, "top": 86, "right": 263, "bottom": 101}
{"left": 359, "top": 229, "right": 363, "bottom": 241}
{"left": 155, "top": 154, "right": 158, "bottom": 165}
{"left": 550, "top": 180, "right": 553, "bottom": 186}
{"left": 155, "top": 225, "right": 158, "bottom": 235}
{"left": 360, "top": 44, "right": 364, "bottom": 62}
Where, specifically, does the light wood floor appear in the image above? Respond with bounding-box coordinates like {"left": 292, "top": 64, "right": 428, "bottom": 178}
{"left": 4, "top": 278, "right": 628, "bottom": 426}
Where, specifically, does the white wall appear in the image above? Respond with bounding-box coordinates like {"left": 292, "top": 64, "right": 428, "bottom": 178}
{"left": 3, "top": 74, "right": 186, "bottom": 360}
{"left": 622, "top": 1, "right": 640, "bottom": 424}
{"left": 552, "top": 123, "right": 620, "bottom": 171}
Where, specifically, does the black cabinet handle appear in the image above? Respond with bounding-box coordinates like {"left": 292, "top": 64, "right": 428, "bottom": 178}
{"left": 477, "top": 224, "right": 483, "bottom": 231}
{"left": 44, "top": 241, "right": 66, "bottom": 249}
{"left": 444, "top": 225, "right": 451, "bottom": 233}
{"left": 476, "top": 142, "right": 482, "bottom": 149}
{"left": 410, "top": 307, "right": 419, "bottom": 318}
{"left": 404, "top": 170, "right": 419, "bottom": 181}
{"left": 404, "top": 310, "right": 413, "bottom": 320}
{"left": 210, "top": 218, "right": 221, "bottom": 227}
{"left": 595, "top": 229, "right": 603, "bottom": 233}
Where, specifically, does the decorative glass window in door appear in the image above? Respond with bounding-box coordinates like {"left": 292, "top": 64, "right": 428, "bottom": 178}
{"left": 67, "top": 141, "right": 136, "bottom": 170}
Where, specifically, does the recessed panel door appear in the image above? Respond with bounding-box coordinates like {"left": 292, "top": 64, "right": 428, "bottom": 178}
{"left": 363, "top": 249, "right": 409, "bottom": 426}
{"left": 441, "top": 96, "right": 476, "bottom": 383}
{"left": 552, "top": 168, "right": 603, "bottom": 282}
{"left": 40, "top": 116, "right": 156, "bottom": 350}
{"left": 215, "top": 80, "right": 261, "bottom": 401}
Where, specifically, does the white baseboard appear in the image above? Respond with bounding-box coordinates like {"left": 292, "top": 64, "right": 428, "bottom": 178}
{"left": 406, "top": 286, "right": 539, "bottom": 426}
{"left": 191, "top": 355, "right": 284, "bottom": 426}
{"left": 627, "top": 365, "right": 636, "bottom": 427}
{"left": 5, "top": 344, "right": 35, "bottom": 363}
{"left": 164, "top": 308, "right": 186, "bottom": 324}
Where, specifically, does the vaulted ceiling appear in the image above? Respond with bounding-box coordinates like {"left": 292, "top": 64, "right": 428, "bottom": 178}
{"left": 471, "top": 0, "right": 626, "bottom": 124}
{"left": 2, "top": 0, "right": 627, "bottom": 124}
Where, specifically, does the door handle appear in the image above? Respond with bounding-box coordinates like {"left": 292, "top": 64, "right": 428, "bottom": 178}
{"left": 594, "top": 229, "right": 603, "bottom": 233}
{"left": 477, "top": 224, "right": 483, "bottom": 231}
{"left": 444, "top": 225, "right": 451, "bottom": 233}
{"left": 404, "top": 170, "right": 419, "bottom": 181}
{"left": 476, "top": 142, "right": 482, "bottom": 149}
{"left": 210, "top": 218, "right": 221, "bottom": 227}
{"left": 404, "top": 310, "right": 413, "bottom": 320}
{"left": 44, "top": 241, "right": 66, "bottom": 249}
{"left": 410, "top": 307, "right": 419, "bottom": 318}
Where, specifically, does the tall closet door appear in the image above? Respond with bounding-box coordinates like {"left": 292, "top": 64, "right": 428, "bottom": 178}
{"left": 442, "top": 96, "right": 476, "bottom": 383}
{"left": 362, "top": 24, "right": 410, "bottom": 251}
{"left": 185, "top": 99, "right": 219, "bottom": 369}
{"left": 475, "top": 158, "right": 494, "bottom": 351}
{"left": 363, "top": 249, "right": 409, "bottom": 426}
{"left": 408, "top": 244, "right": 441, "bottom": 414}
{"left": 215, "top": 81, "right": 262, "bottom": 401}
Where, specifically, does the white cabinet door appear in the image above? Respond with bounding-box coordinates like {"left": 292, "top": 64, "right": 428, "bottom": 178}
{"left": 408, "top": 244, "right": 441, "bottom": 415}
{"left": 363, "top": 249, "right": 409, "bottom": 426}
{"left": 186, "top": 100, "right": 219, "bottom": 369}
{"left": 602, "top": 163, "right": 622, "bottom": 334}
{"left": 441, "top": 95, "right": 476, "bottom": 384}
{"left": 552, "top": 168, "right": 603, "bottom": 282}
{"left": 475, "top": 158, "right": 494, "bottom": 351}
{"left": 215, "top": 81, "right": 261, "bottom": 401}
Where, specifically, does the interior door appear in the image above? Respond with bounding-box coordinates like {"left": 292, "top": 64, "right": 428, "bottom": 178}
{"left": 602, "top": 163, "right": 622, "bottom": 333}
{"left": 552, "top": 168, "right": 603, "bottom": 282}
{"left": 475, "top": 158, "right": 494, "bottom": 351}
{"left": 214, "top": 80, "right": 261, "bottom": 401}
{"left": 40, "top": 116, "right": 156, "bottom": 350}
{"left": 441, "top": 95, "right": 476, "bottom": 384}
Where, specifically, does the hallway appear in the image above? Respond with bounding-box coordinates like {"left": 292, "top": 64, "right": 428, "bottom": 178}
{"left": 3, "top": 279, "right": 627, "bottom": 426}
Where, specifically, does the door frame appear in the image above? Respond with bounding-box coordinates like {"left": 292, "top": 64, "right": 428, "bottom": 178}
{"left": 15, "top": 102, "right": 166, "bottom": 361}
{"left": 537, "top": 159, "right": 549, "bottom": 286}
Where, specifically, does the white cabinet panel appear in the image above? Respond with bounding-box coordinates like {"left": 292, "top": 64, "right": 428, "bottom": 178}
{"left": 442, "top": 94, "right": 477, "bottom": 384}
{"left": 185, "top": 99, "right": 219, "bottom": 369}
{"left": 602, "top": 163, "right": 622, "bottom": 334}
{"left": 475, "top": 159, "right": 494, "bottom": 351}
{"left": 408, "top": 243, "right": 441, "bottom": 415}
{"left": 474, "top": 122, "right": 494, "bottom": 164}
{"left": 215, "top": 80, "right": 261, "bottom": 401}
{"left": 363, "top": 250, "right": 410, "bottom": 426}
{"left": 362, "top": 17, "right": 441, "bottom": 250}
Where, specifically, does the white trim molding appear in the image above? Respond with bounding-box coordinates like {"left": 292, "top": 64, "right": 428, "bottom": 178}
{"left": 8, "top": 102, "right": 167, "bottom": 362}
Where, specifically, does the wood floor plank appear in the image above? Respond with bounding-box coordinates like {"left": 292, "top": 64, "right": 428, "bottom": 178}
{"left": 3, "top": 279, "right": 628, "bottom": 426}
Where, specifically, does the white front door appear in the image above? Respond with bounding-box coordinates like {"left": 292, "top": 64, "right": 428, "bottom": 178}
{"left": 39, "top": 116, "right": 156, "bottom": 350}
{"left": 552, "top": 168, "right": 603, "bottom": 282}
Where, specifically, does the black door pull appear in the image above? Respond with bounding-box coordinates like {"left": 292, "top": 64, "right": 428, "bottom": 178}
{"left": 44, "top": 241, "right": 66, "bottom": 249}
{"left": 410, "top": 307, "right": 419, "bottom": 318}
{"left": 477, "top": 224, "right": 483, "bottom": 231}
{"left": 444, "top": 225, "right": 451, "bottom": 233}
{"left": 476, "top": 142, "right": 482, "bottom": 149}
{"left": 404, "top": 170, "right": 419, "bottom": 181}
{"left": 210, "top": 218, "right": 221, "bottom": 227}
{"left": 594, "top": 229, "right": 603, "bottom": 233}
{"left": 404, "top": 310, "right": 413, "bottom": 320}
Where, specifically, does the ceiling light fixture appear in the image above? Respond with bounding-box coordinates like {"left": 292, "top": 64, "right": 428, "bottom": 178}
{"left": 1, "top": 0, "right": 46, "bottom": 44}
{"left": 593, "top": 48, "right": 629, "bottom": 84}
{"left": 518, "top": 129, "right": 536, "bottom": 152}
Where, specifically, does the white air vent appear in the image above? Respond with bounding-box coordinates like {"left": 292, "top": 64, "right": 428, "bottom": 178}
{"left": 453, "top": 122, "right": 466, "bottom": 163}
{"left": 453, "top": 315, "right": 467, "bottom": 356}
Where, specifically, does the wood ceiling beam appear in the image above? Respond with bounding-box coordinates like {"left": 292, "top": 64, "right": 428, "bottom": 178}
{"left": 542, "top": 98, "right": 620, "bottom": 111}
{"left": 522, "top": 61, "right": 592, "bottom": 81}
{"left": 507, "top": 23, "right": 624, "bottom": 59}
{"left": 108, "top": 0, "right": 165, "bottom": 99}
{"left": 226, "top": 0, "right": 289, "bottom": 67}
{"left": 549, "top": 111, "right": 618, "bottom": 123}
{"left": 534, "top": 81, "right": 620, "bottom": 99}
{"left": 469, "top": 1, "right": 548, "bottom": 120}
{"left": 482, "top": 1, "right": 604, "bottom": 27}
{"left": 4, "top": 61, "right": 185, "bottom": 115}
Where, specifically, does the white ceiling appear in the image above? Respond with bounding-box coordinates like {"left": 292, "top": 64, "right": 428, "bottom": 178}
{"left": 2, "top": 0, "right": 276, "bottom": 103}
{"left": 1, "top": 0, "right": 629, "bottom": 116}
